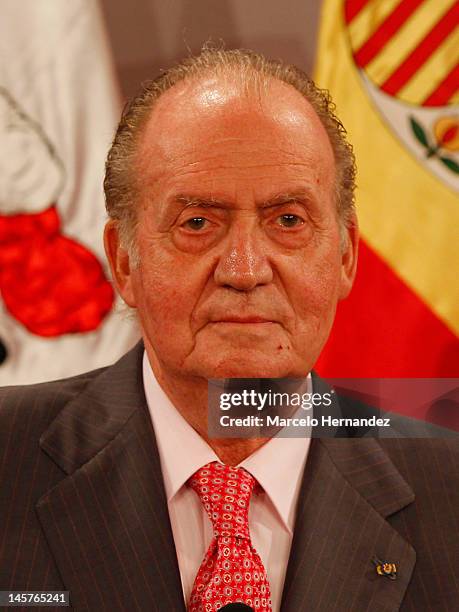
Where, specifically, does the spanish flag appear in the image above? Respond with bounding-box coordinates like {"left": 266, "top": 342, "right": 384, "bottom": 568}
{"left": 315, "top": 0, "right": 459, "bottom": 377}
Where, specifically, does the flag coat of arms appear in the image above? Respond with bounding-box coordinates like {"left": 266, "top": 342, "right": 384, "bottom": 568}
{"left": 315, "top": 0, "right": 459, "bottom": 377}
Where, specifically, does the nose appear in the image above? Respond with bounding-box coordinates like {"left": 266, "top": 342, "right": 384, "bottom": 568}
{"left": 213, "top": 218, "right": 273, "bottom": 291}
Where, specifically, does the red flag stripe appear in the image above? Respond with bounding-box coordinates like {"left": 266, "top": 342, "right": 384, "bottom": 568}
{"left": 422, "top": 62, "right": 459, "bottom": 106}
{"left": 345, "top": 0, "right": 372, "bottom": 23}
{"left": 316, "top": 239, "right": 459, "bottom": 377}
{"left": 381, "top": 2, "right": 459, "bottom": 96}
{"left": 353, "top": 0, "right": 425, "bottom": 68}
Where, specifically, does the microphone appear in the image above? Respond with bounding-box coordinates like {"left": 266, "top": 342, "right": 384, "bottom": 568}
{"left": 217, "top": 604, "right": 255, "bottom": 611}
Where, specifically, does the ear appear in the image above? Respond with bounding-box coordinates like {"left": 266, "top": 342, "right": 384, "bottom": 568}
{"left": 338, "top": 213, "right": 359, "bottom": 300}
{"left": 103, "top": 220, "right": 138, "bottom": 307}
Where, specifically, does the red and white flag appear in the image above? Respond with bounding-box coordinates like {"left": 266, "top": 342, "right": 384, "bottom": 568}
{"left": 0, "top": 0, "right": 139, "bottom": 385}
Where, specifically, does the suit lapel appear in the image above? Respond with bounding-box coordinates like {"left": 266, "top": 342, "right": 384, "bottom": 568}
{"left": 281, "top": 437, "right": 416, "bottom": 612}
{"left": 36, "top": 349, "right": 417, "bottom": 611}
{"left": 37, "top": 343, "right": 185, "bottom": 611}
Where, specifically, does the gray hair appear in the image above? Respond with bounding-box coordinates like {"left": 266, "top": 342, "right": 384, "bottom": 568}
{"left": 104, "top": 46, "right": 356, "bottom": 257}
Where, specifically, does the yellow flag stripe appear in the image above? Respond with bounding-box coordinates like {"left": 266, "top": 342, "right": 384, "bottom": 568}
{"left": 315, "top": 0, "right": 459, "bottom": 333}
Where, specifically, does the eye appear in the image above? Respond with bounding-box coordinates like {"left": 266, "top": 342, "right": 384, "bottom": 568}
{"left": 182, "top": 217, "right": 208, "bottom": 231}
{"left": 276, "top": 214, "right": 304, "bottom": 228}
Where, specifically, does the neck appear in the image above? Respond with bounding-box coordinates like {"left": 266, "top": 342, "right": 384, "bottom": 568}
{"left": 145, "top": 346, "right": 270, "bottom": 466}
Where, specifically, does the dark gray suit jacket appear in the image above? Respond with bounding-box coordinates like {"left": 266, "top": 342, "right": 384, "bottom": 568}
{"left": 1, "top": 343, "right": 458, "bottom": 611}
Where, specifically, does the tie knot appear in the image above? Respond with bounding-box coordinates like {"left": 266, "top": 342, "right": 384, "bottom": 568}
{"left": 189, "top": 462, "right": 255, "bottom": 539}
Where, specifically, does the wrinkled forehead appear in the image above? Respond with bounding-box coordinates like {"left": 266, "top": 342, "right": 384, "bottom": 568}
{"left": 135, "top": 75, "right": 336, "bottom": 185}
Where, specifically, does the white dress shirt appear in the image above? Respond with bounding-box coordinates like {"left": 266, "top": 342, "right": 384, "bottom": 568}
{"left": 142, "top": 352, "right": 311, "bottom": 611}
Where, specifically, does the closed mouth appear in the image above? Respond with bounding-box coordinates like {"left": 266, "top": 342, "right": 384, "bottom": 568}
{"left": 212, "top": 317, "right": 274, "bottom": 324}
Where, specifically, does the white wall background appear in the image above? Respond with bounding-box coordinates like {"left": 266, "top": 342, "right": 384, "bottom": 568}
{"left": 100, "top": 0, "right": 323, "bottom": 98}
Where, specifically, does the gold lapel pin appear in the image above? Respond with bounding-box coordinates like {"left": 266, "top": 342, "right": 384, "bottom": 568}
{"left": 372, "top": 556, "right": 397, "bottom": 580}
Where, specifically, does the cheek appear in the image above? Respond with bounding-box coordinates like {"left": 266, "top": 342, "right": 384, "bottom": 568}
{"left": 134, "top": 265, "right": 187, "bottom": 325}
{"left": 289, "top": 251, "right": 343, "bottom": 329}
{"left": 131, "top": 246, "right": 210, "bottom": 340}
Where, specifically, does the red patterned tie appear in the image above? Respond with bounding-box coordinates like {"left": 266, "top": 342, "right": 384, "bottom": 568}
{"left": 188, "top": 461, "right": 272, "bottom": 612}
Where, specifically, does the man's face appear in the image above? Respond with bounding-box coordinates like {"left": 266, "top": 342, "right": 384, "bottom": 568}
{"left": 106, "top": 77, "right": 357, "bottom": 380}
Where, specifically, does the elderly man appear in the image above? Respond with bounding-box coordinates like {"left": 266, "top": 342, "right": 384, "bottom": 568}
{"left": 1, "top": 49, "right": 458, "bottom": 612}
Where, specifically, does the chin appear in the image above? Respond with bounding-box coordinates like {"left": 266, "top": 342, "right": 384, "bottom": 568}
{"left": 197, "top": 353, "right": 301, "bottom": 379}
{"left": 184, "top": 334, "right": 319, "bottom": 379}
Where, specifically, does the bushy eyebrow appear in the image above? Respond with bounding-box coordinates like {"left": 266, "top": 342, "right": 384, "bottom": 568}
{"left": 262, "top": 189, "right": 315, "bottom": 208}
{"left": 173, "top": 188, "right": 315, "bottom": 210}
{"left": 175, "top": 195, "right": 229, "bottom": 208}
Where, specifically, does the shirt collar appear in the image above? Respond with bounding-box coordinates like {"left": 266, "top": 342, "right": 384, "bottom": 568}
{"left": 239, "top": 433, "right": 310, "bottom": 534}
{"left": 142, "top": 351, "right": 311, "bottom": 534}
